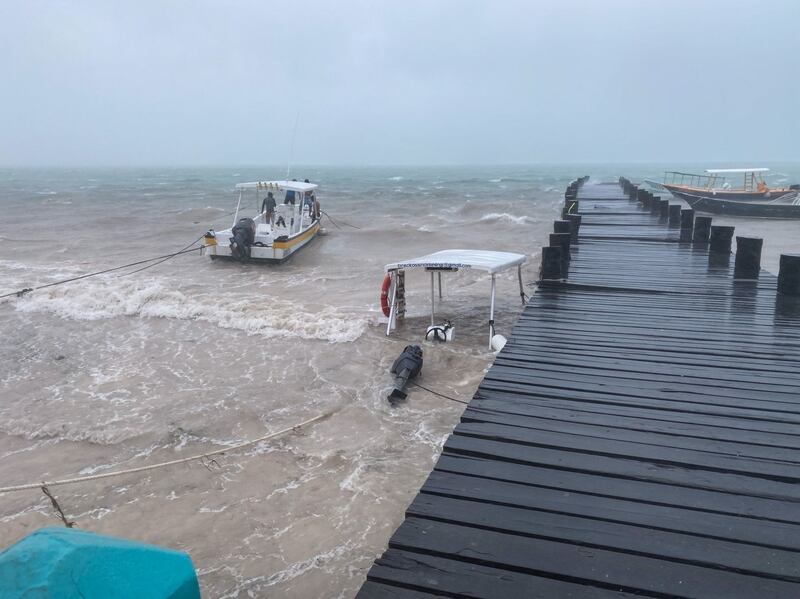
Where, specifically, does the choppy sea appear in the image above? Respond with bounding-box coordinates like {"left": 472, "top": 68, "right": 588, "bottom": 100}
{"left": 1, "top": 164, "right": 798, "bottom": 597}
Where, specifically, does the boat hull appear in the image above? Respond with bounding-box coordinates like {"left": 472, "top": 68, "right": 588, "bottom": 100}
{"left": 661, "top": 184, "right": 796, "bottom": 202}
{"left": 670, "top": 191, "right": 800, "bottom": 219}
{"left": 202, "top": 221, "right": 321, "bottom": 263}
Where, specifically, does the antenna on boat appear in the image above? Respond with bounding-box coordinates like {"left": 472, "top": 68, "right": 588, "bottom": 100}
{"left": 286, "top": 110, "right": 300, "bottom": 180}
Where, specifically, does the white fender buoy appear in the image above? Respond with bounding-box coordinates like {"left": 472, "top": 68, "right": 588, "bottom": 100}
{"left": 490, "top": 334, "right": 507, "bottom": 352}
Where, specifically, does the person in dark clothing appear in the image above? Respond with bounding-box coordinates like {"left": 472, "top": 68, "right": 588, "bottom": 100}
{"left": 301, "top": 179, "right": 315, "bottom": 217}
{"left": 261, "top": 192, "right": 276, "bottom": 224}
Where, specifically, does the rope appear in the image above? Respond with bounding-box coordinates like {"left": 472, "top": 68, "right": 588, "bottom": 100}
{"left": 119, "top": 234, "right": 205, "bottom": 277}
{"left": 321, "top": 210, "right": 361, "bottom": 230}
{"left": 409, "top": 381, "right": 469, "bottom": 405}
{"left": 0, "top": 412, "right": 331, "bottom": 494}
{"left": 0, "top": 245, "right": 202, "bottom": 300}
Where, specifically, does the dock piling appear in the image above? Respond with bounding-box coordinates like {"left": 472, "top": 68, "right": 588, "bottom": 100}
{"left": 778, "top": 254, "right": 800, "bottom": 295}
{"left": 709, "top": 225, "right": 734, "bottom": 266}
{"left": 693, "top": 216, "right": 712, "bottom": 245}
{"left": 668, "top": 204, "right": 682, "bottom": 228}
{"left": 733, "top": 237, "right": 763, "bottom": 280}
{"left": 709, "top": 226, "right": 734, "bottom": 253}
{"left": 659, "top": 199, "right": 670, "bottom": 221}
{"left": 679, "top": 209, "right": 694, "bottom": 242}
{"left": 539, "top": 246, "right": 563, "bottom": 280}
{"left": 680, "top": 208, "right": 694, "bottom": 230}
{"left": 549, "top": 232, "right": 571, "bottom": 262}
{"left": 567, "top": 214, "right": 582, "bottom": 243}
{"left": 553, "top": 220, "right": 571, "bottom": 235}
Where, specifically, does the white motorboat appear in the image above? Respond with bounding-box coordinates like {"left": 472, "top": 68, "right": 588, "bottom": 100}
{"left": 201, "top": 180, "right": 321, "bottom": 263}
{"left": 381, "top": 249, "right": 528, "bottom": 350}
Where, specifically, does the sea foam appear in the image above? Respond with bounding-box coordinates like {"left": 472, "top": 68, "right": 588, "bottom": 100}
{"left": 15, "top": 278, "right": 366, "bottom": 343}
{"left": 478, "top": 212, "right": 537, "bottom": 225}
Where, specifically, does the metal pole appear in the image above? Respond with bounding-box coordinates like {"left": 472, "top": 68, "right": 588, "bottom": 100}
{"left": 232, "top": 190, "right": 243, "bottom": 227}
{"left": 517, "top": 265, "right": 525, "bottom": 304}
{"left": 430, "top": 271, "right": 435, "bottom": 326}
{"left": 438, "top": 272, "right": 442, "bottom": 299}
{"left": 489, "top": 274, "right": 496, "bottom": 349}
{"left": 386, "top": 273, "right": 397, "bottom": 336}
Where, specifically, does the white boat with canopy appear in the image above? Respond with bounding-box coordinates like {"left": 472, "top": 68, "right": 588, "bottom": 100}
{"left": 201, "top": 180, "right": 322, "bottom": 263}
{"left": 382, "top": 249, "right": 527, "bottom": 350}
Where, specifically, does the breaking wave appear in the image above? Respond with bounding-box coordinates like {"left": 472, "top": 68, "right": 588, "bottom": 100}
{"left": 14, "top": 278, "right": 366, "bottom": 343}
{"left": 478, "top": 212, "right": 537, "bottom": 225}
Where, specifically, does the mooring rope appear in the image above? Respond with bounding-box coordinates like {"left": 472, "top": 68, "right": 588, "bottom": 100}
{"left": 118, "top": 234, "right": 205, "bottom": 277}
{"left": 0, "top": 412, "right": 331, "bottom": 494}
{"left": 0, "top": 245, "right": 203, "bottom": 301}
{"left": 321, "top": 210, "right": 361, "bottom": 230}
{"left": 409, "top": 381, "right": 469, "bottom": 405}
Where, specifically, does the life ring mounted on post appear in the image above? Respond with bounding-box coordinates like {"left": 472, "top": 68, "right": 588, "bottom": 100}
{"left": 380, "top": 274, "right": 392, "bottom": 317}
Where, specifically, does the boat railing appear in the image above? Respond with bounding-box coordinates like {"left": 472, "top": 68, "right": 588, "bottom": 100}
{"left": 663, "top": 171, "right": 722, "bottom": 190}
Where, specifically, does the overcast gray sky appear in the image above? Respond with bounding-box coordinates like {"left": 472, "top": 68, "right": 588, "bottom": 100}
{"left": 1, "top": 0, "right": 798, "bottom": 166}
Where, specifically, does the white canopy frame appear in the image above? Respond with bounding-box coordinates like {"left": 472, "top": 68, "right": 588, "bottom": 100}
{"left": 384, "top": 250, "right": 527, "bottom": 349}
{"left": 231, "top": 180, "right": 318, "bottom": 229}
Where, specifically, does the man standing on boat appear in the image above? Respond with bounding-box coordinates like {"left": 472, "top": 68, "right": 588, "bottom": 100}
{"left": 261, "top": 191, "right": 276, "bottom": 224}
{"left": 303, "top": 179, "right": 316, "bottom": 218}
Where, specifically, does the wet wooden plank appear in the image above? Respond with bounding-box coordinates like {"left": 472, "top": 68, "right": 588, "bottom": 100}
{"left": 361, "top": 550, "right": 638, "bottom": 599}
{"left": 388, "top": 518, "right": 800, "bottom": 599}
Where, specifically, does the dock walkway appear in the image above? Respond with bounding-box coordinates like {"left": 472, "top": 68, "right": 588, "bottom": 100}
{"left": 357, "top": 180, "right": 800, "bottom": 598}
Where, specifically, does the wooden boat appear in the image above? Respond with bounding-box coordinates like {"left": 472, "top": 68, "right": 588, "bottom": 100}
{"left": 675, "top": 194, "right": 800, "bottom": 219}
{"left": 655, "top": 168, "right": 800, "bottom": 219}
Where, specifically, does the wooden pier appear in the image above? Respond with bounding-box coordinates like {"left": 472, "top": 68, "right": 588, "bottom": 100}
{"left": 357, "top": 179, "right": 800, "bottom": 598}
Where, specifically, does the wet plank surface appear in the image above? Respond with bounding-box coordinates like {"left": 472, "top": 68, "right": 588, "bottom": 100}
{"left": 357, "top": 180, "right": 800, "bottom": 598}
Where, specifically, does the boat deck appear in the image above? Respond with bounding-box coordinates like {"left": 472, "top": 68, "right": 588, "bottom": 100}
{"left": 357, "top": 180, "right": 800, "bottom": 598}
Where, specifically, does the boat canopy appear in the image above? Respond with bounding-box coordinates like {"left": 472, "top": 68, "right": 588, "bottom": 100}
{"left": 385, "top": 250, "right": 527, "bottom": 274}
{"left": 235, "top": 180, "right": 318, "bottom": 192}
{"left": 705, "top": 168, "right": 769, "bottom": 174}
{"left": 384, "top": 249, "right": 528, "bottom": 349}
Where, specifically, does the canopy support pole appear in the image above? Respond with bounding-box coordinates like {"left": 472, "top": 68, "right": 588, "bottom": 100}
{"left": 517, "top": 265, "right": 525, "bottom": 304}
{"left": 232, "top": 190, "right": 243, "bottom": 227}
{"left": 430, "top": 271, "right": 435, "bottom": 326}
{"left": 438, "top": 272, "right": 442, "bottom": 299}
{"left": 386, "top": 272, "right": 398, "bottom": 336}
{"left": 489, "top": 274, "right": 496, "bottom": 349}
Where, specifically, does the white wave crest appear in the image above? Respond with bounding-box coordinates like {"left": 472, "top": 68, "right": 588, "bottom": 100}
{"left": 15, "top": 278, "right": 366, "bottom": 343}
{"left": 478, "top": 212, "right": 536, "bottom": 225}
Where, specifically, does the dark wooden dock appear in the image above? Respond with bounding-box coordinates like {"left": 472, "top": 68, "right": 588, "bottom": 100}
{"left": 357, "top": 179, "right": 800, "bottom": 598}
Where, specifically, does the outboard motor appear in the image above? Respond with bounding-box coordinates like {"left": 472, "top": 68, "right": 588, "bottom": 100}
{"left": 387, "top": 345, "right": 423, "bottom": 405}
{"left": 230, "top": 217, "right": 256, "bottom": 261}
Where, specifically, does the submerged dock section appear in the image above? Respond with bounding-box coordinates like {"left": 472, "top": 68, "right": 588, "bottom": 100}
{"left": 358, "top": 178, "right": 800, "bottom": 598}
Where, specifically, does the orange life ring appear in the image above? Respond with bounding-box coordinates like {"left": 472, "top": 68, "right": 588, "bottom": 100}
{"left": 380, "top": 274, "right": 392, "bottom": 317}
